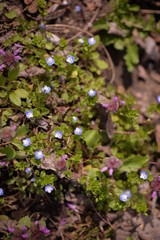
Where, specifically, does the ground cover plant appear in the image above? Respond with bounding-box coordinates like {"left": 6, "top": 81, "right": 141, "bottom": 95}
{"left": 0, "top": 0, "right": 160, "bottom": 239}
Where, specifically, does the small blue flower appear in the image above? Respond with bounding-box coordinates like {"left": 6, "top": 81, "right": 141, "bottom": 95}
{"left": 42, "top": 86, "right": 51, "bottom": 94}
{"left": 74, "top": 127, "right": 82, "bottom": 135}
{"left": 140, "top": 171, "right": 148, "bottom": 180}
{"left": 124, "top": 190, "right": 132, "bottom": 198}
{"left": 40, "top": 22, "right": 46, "bottom": 29}
{"left": 35, "top": 151, "right": 43, "bottom": 160}
{"left": 75, "top": 5, "right": 81, "bottom": 12}
{"left": 22, "top": 138, "right": 31, "bottom": 147}
{"left": 55, "top": 131, "right": 63, "bottom": 139}
{"left": 45, "top": 184, "right": 54, "bottom": 193}
{"left": 46, "top": 57, "right": 55, "bottom": 66}
{"left": 25, "top": 168, "right": 31, "bottom": 174}
{"left": 88, "top": 37, "right": 96, "bottom": 46}
{"left": 26, "top": 110, "right": 33, "bottom": 119}
{"left": 31, "top": 177, "right": 35, "bottom": 182}
{"left": 88, "top": 89, "right": 96, "bottom": 97}
{"left": 78, "top": 38, "right": 84, "bottom": 44}
{"left": 0, "top": 188, "right": 3, "bottom": 196}
{"left": 120, "top": 192, "right": 128, "bottom": 202}
{"left": 72, "top": 116, "right": 77, "bottom": 123}
{"left": 157, "top": 96, "right": 160, "bottom": 103}
{"left": 66, "top": 55, "right": 75, "bottom": 64}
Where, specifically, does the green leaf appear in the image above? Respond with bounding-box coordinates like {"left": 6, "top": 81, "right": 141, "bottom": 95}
{"left": 45, "top": 42, "right": 54, "bottom": 50}
{"left": 0, "top": 146, "right": 16, "bottom": 160}
{"left": 16, "top": 125, "right": 29, "bottom": 137}
{"left": 95, "top": 59, "right": 108, "bottom": 69}
{"left": 5, "top": 10, "right": 17, "bottom": 19}
{"left": 114, "top": 39, "right": 125, "bottom": 50}
{"left": 94, "top": 18, "right": 109, "bottom": 31}
{"left": 120, "top": 155, "right": 149, "bottom": 172}
{"left": 83, "top": 130, "right": 100, "bottom": 149}
{"left": 124, "top": 43, "right": 139, "bottom": 72}
{"left": 18, "top": 216, "right": 31, "bottom": 228}
{"left": 15, "top": 89, "right": 29, "bottom": 98}
{"left": 9, "top": 92, "right": 21, "bottom": 107}
{"left": 8, "top": 65, "right": 20, "bottom": 80}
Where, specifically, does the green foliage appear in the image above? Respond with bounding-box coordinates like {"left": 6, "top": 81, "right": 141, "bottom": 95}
{"left": 0, "top": 11, "right": 155, "bottom": 218}
{"left": 94, "top": 0, "right": 155, "bottom": 72}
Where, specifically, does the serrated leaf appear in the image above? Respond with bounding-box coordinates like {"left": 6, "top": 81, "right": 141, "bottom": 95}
{"left": 120, "top": 155, "right": 149, "bottom": 172}
{"left": 83, "top": 130, "right": 100, "bottom": 149}
{"left": 8, "top": 66, "right": 20, "bottom": 80}
{"left": 16, "top": 125, "right": 28, "bottom": 137}
{"left": 14, "top": 89, "right": 29, "bottom": 98}
{"left": 9, "top": 92, "right": 21, "bottom": 106}
{"left": 5, "top": 10, "right": 17, "bottom": 19}
{"left": 114, "top": 39, "right": 125, "bottom": 50}
{"left": 95, "top": 59, "right": 108, "bottom": 69}
{"left": 18, "top": 216, "right": 31, "bottom": 228}
{"left": 0, "top": 146, "right": 16, "bottom": 160}
{"left": 45, "top": 42, "right": 54, "bottom": 50}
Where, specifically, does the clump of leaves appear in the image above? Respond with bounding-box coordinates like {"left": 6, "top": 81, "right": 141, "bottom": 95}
{"left": 94, "top": 0, "right": 155, "bottom": 71}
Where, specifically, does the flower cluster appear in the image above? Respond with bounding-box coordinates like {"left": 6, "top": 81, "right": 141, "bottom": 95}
{"left": 151, "top": 176, "right": 160, "bottom": 198}
{"left": 120, "top": 190, "right": 132, "bottom": 202}
{"left": 101, "top": 157, "right": 121, "bottom": 176}
{"left": 8, "top": 221, "right": 50, "bottom": 239}
{"left": 102, "top": 96, "right": 125, "bottom": 113}
{"left": 0, "top": 44, "right": 23, "bottom": 70}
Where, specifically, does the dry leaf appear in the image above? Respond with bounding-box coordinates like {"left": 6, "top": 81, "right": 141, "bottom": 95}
{"left": 24, "top": 0, "right": 33, "bottom": 5}
{"left": 40, "top": 154, "right": 65, "bottom": 178}
{"left": 28, "top": 0, "right": 38, "bottom": 14}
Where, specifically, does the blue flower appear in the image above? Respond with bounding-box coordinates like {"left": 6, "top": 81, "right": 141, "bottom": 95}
{"left": 78, "top": 38, "right": 84, "bottom": 44}
{"left": 42, "top": 86, "right": 51, "bottom": 94}
{"left": 120, "top": 192, "right": 128, "bottom": 202}
{"left": 46, "top": 57, "right": 55, "bottom": 66}
{"left": 124, "top": 190, "right": 132, "bottom": 198}
{"left": 55, "top": 130, "right": 63, "bottom": 139}
{"left": 0, "top": 188, "right": 3, "bottom": 196}
{"left": 72, "top": 116, "right": 77, "bottom": 123}
{"left": 26, "top": 110, "right": 33, "bottom": 119}
{"left": 157, "top": 96, "right": 160, "bottom": 103}
{"left": 35, "top": 151, "right": 43, "bottom": 160}
{"left": 22, "top": 138, "right": 31, "bottom": 147}
{"left": 25, "top": 168, "right": 31, "bottom": 174}
{"left": 40, "top": 22, "right": 46, "bottom": 29}
{"left": 75, "top": 5, "right": 81, "bottom": 12}
{"left": 66, "top": 55, "right": 75, "bottom": 64}
{"left": 140, "top": 171, "right": 148, "bottom": 180}
{"left": 88, "top": 37, "right": 96, "bottom": 46}
{"left": 31, "top": 177, "right": 35, "bottom": 182}
{"left": 74, "top": 127, "right": 82, "bottom": 135}
{"left": 88, "top": 89, "right": 96, "bottom": 97}
{"left": 45, "top": 184, "right": 54, "bottom": 193}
